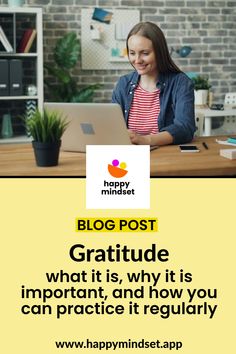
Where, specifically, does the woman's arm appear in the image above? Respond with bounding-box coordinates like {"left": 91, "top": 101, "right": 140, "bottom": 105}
{"left": 161, "top": 74, "right": 196, "bottom": 144}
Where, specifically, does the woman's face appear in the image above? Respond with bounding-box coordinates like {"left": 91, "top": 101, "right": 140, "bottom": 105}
{"left": 128, "top": 35, "right": 158, "bottom": 77}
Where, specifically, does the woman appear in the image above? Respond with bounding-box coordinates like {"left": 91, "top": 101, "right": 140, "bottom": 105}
{"left": 112, "top": 22, "right": 196, "bottom": 145}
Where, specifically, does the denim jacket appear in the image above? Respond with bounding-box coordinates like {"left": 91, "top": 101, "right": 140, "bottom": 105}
{"left": 112, "top": 71, "right": 196, "bottom": 144}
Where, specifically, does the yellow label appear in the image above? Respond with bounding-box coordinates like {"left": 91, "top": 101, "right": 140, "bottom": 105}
{"left": 75, "top": 217, "right": 158, "bottom": 232}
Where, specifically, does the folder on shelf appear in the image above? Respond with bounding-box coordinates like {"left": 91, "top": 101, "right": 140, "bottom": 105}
{"left": 9, "top": 59, "right": 23, "bottom": 96}
{"left": 0, "top": 26, "right": 13, "bottom": 52}
{"left": 0, "top": 59, "right": 9, "bottom": 96}
{"left": 17, "top": 29, "right": 36, "bottom": 53}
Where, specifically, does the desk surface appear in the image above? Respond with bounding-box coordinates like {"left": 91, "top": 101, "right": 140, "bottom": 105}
{"left": 0, "top": 136, "right": 235, "bottom": 177}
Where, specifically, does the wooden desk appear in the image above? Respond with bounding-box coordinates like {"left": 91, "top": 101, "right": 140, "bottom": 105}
{"left": 151, "top": 136, "right": 236, "bottom": 176}
{"left": 0, "top": 136, "right": 235, "bottom": 177}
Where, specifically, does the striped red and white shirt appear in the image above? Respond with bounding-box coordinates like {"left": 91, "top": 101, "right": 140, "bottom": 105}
{"left": 128, "top": 84, "right": 160, "bottom": 135}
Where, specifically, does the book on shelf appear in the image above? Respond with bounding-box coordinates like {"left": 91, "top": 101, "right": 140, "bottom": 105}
{"left": 0, "top": 26, "right": 14, "bottom": 53}
{"left": 24, "top": 29, "right": 37, "bottom": 53}
{"left": 17, "top": 29, "right": 37, "bottom": 53}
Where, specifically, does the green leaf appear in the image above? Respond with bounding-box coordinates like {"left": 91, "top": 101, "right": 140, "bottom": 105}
{"left": 192, "top": 76, "right": 211, "bottom": 90}
{"left": 24, "top": 109, "right": 69, "bottom": 143}
{"left": 71, "top": 84, "right": 101, "bottom": 103}
{"left": 44, "top": 65, "right": 71, "bottom": 85}
{"left": 54, "top": 32, "right": 80, "bottom": 70}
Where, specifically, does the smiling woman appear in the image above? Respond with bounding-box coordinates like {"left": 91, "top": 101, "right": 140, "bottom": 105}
{"left": 112, "top": 22, "right": 196, "bottom": 146}
{"left": 128, "top": 35, "right": 158, "bottom": 81}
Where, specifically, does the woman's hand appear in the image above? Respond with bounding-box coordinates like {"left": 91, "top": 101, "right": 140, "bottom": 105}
{"left": 128, "top": 130, "right": 174, "bottom": 146}
{"left": 128, "top": 130, "right": 151, "bottom": 145}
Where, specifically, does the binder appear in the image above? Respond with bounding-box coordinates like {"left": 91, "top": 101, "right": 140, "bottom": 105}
{"left": 0, "top": 59, "right": 9, "bottom": 96}
{"left": 9, "top": 59, "right": 23, "bottom": 96}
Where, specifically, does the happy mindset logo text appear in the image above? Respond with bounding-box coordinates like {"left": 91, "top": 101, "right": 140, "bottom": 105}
{"left": 101, "top": 158, "right": 134, "bottom": 196}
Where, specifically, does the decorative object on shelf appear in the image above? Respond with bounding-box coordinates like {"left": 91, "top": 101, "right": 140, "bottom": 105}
{"left": 111, "top": 46, "right": 120, "bottom": 57}
{"left": 185, "top": 71, "right": 197, "bottom": 79}
{"left": 0, "top": 25, "right": 13, "bottom": 52}
{"left": 25, "top": 100, "right": 36, "bottom": 136}
{"left": 1, "top": 113, "right": 13, "bottom": 138}
{"left": 192, "top": 75, "right": 211, "bottom": 106}
{"left": 170, "top": 46, "right": 192, "bottom": 58}
{"left": 111, "top": 43, "right": 127, "bottom": 58}
{"left": 8, "top": 0, "right": 25, "bottom": 7}
{"left": 44, "top": 32, "right": 100, "bottom": 102}
{"left": 26, "top": 84, "right": 37, "bottom": 96}
{"left": 208, "top": 91, "right": 214, "bottom": 107}
{"left": 25, "top": 109, "right": 69, "bottom": 167}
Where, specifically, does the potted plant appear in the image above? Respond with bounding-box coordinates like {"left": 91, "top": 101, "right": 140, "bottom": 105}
{"left": 25, "top": 109, "right": 68, "bottom": 167}
{"left": 44, "top": 32, "right": 100, "bottom": 102}
{"left": 192, "top": 75, "right": 211, "bottom": 105}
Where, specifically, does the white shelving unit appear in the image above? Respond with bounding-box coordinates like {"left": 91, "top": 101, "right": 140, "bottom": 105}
{"left": 0, "top": 7, "right": 43, "bottom": 143}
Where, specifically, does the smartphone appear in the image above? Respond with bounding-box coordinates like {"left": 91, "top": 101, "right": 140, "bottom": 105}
{"left": 179, "top": 145, "right": 200, "bottom": 152}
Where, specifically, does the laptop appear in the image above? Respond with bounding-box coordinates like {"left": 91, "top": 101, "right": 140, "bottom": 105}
{"left": 44, "top": 102, "right": 131, "bottom": 152}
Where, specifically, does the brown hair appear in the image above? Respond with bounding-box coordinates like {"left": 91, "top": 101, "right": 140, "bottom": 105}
{"left": 126, "top": 22, "right": 181, "bottom": 74}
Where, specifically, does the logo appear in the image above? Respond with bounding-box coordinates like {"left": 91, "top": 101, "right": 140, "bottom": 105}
{"left": 86, "top": 145, "right": 150, "bottom": 209}
{"left": 108, "top": 159, "right": 128, "bottom": 178}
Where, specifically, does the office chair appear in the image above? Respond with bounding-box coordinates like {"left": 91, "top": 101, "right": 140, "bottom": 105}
{"left": 224, "top": 92, "right": 236, "bottom": 106}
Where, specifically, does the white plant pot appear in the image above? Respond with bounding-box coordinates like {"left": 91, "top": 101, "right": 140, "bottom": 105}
{"left": 194, "top": 90, "right": 208, "bottom": 105}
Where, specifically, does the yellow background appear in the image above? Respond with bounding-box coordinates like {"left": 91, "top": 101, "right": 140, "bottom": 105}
{"left": 1, "top": 179, "right": 235, "bottom": 353}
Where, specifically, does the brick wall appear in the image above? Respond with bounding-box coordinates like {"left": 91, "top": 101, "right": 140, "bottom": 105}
{"left": 1, "top": 0, "right": 235, "bottom": 103}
